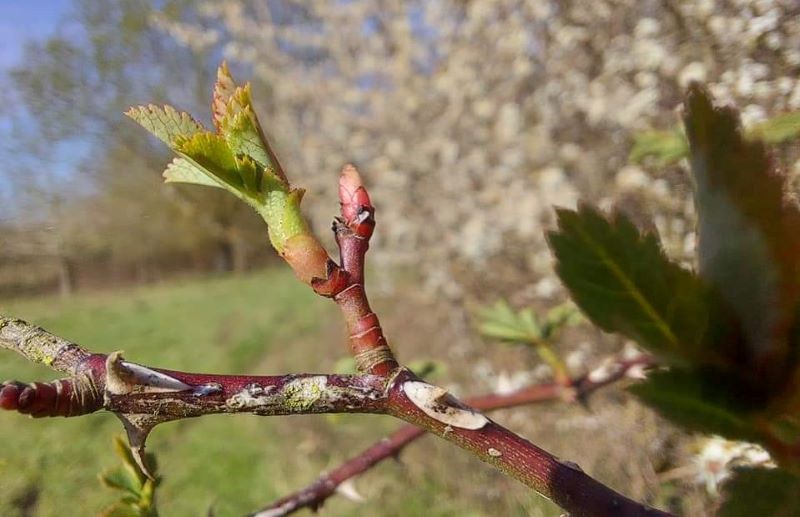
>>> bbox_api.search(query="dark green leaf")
[719,467,800,517]
[548,204,722,365]
[684,87,800,386]
[629,369,760,442]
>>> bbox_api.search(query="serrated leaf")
[125,105,204,147]
[629,369,760,442]
[548,204,728,366]
[750,111,800,145]
[719,468,800,517]
[222,107,273,170]
[684,87,800,388]
[629,129,689,166]
[163,158,223,188]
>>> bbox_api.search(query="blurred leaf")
[99,468,141,497]
[629,111,800,166]
[99,502,144,517]
[99,437,160,517]
[750,112,800,145]
[548,204,723,365]
[629,129,689,166]
[479,300,540,343]
[333,356,357,374]
[125,105,204,147]
[629,370,760,443]
[718,467,800,517]
[684,86,800,389]
[162,158,224,188]
[407,359,447,380]
[541,303,582,339]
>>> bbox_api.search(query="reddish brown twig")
[311,165,398,376]
[255,356,655,516]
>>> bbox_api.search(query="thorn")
[105,351,193,395]
[116,414,158,480]
[335,479,365,503]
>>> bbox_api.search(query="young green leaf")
[99,436,160,517]
[629,129,689,166]
[718,467,800,517]
[162,158,224,188]
[479,300,540,343]
[750,111,800,145]
[218,87,274,170]
[124,105,204,147]
[629,369,761,443]
[684,86,800,388]
[548,204,727,366]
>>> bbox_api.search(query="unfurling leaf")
[718,467,800,517]
[124,105,204,147]
[212,61,237,130]
[547,204,731,367]
[684,86,800,390]
[129,63,319,262]
[162,158,223,188]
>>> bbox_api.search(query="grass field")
[0,269,558,516]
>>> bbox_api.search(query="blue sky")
[0,0,72,72]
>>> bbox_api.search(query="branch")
[255,356,653,516]
[7,66,672,515]
[1,314,668,516]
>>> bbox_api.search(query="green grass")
[0,269,559,516]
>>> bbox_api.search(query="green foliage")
[629,370,760,443]
[629,129,688,167]
[629,110,800,166]
[718,468,800,517]
[479,301,579,344]
[127,64,310,253]
[749,112,800,145]
[98,436,160,517]
[478,300,580,383]
[551,86,800,482]
[547,205,726,367]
